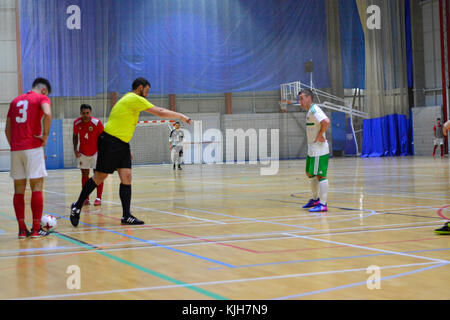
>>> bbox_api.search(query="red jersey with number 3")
[73,117,104,156]
[7,91,51,152]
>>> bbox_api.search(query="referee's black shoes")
[121,215,145,225]
[70,203,81,227]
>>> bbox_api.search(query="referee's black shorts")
[95,132,131,174]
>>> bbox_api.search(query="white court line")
[1,224,447,260]
[328,189,449,201]
[13,262,439,300]
[285,233,449,264]
[41,188,226,225]
[176,206,315,230]
[101,200,227,225]
[182,179,255,187]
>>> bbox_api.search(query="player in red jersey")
[433,118,445,158]
[5,78,52,239]
[73,104,104,206]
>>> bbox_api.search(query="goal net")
[131,120,177,165]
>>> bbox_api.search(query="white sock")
[310,177,319,200]
[319,179,328,205]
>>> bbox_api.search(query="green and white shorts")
[306,154,329,177]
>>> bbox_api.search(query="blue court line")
[272,262,449,299]
[45,211,235,268]
[0,230,5,235]
[207,247,450,270]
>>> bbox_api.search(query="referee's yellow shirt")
[104,92,154,143]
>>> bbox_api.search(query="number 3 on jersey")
[16,100,29,123]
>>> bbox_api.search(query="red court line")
[95,213,259,253]
[437,205,450,220]
[94,213,442,255]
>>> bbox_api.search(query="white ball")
[41,214,57,231]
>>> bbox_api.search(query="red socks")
[97,182,104,199]
[82,176,103,200]
[14,192,45,232]
[82,176,89,187]
[31,191,43,231]
[13,194,26,230]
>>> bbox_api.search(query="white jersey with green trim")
[306,104,329,157]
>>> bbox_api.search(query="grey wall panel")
[0,41,17,72]
[0,73,18,103]
[412,106,442,155]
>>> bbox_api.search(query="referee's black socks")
[120,183,132,217]
[75,178,98,209]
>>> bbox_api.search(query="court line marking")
[42,188,227,225]
[207,248,450,270]
[327,189,449,201]
[175,206,316,230]
[286,233,448,264]
[45,211,235,268]
[52,232,227,300]
[93,212,257,253]
[0,210,444,247]
[0,208,226,300]
[101,200,227,225]
[437,205,450,220]
[0,208,444,242]
[272,262,449,300]
[12,262,439,300]
[1,231,447,261]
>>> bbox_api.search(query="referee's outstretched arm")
[144,106,192,125]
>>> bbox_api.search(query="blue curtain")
[361,114,413,158]
[20,0,330,96]
[339,0,365,89]
[19,0,107,97]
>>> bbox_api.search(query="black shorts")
[95,132,131,174]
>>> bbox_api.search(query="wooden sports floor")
[0,157,448,300]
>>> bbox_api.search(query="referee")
[70,78,192,226]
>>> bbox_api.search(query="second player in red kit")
[73,104,104,206]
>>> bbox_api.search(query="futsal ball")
[41,214,57,231]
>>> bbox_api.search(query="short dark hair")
[299,88,314,100]
[437,118,441,120]
[132,78,151,90]
[175,121,180,125]
[32,77,52,94]
[80,104,92,111]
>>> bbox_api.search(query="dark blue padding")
[362,114,412,158]
[44,119,64,169]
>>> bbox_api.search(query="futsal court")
[0,157,448,300]
[1,0,450,303]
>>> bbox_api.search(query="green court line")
[0,211,227,300]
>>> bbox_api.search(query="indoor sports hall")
[0,0,448,301]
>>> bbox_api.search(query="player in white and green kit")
[298,89,331,212]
